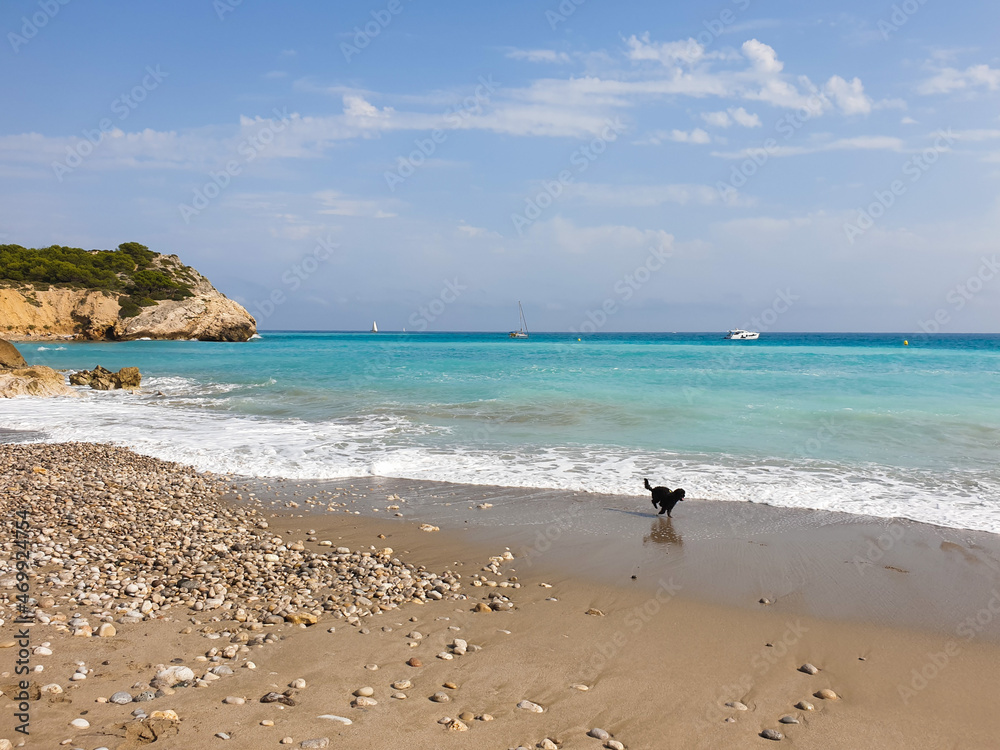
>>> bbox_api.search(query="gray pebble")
[300,740,329,749]
[779,715,799,724]
[761,729,783,741]
[798,663,819,675]
[588,728,611,740]
[134,691,156,702]
[110,691,133,705]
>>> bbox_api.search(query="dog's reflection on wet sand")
[643,516,683,550]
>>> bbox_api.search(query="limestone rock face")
[70,365,142,390]
[0,339,26,368]
[0,255,256,342]
[0,366,77,398]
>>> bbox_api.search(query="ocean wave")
[2,395,999,535]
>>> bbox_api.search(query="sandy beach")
[3,442,1000,749]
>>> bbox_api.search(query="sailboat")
[508,301,528,339]
[370,321,378,333]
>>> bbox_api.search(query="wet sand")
[3,448,1000,749]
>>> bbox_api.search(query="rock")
[0,366,77,398]
[41,683,63,694]
[588,728,611,740]
[473,602,491,613]
[153,665,195,687]
[518,699,544,713]
[815,689,839,700]
[798,663,819,675]
[407,658,422,667]
[70,718,90,728]
[779,715,799,724]
[354,687,374,697]
[284,612,318,626]
[98,623,117,637]
[571,684,589,691]
[795,700,815,711]
[725,701,748,711]
[149,710,180,721]
[290,678,307,689]
[538,739,557,748]
[430,692,450,703]
[261,720,274,726]
[69,365,142,391]
[447,719,469,731]
[0,740,13,750]
[761,729,783,740]
[391,680,411,690]
[215,733,230,740]
[420,523,440,532]
[261,692,297,706]
[585,608,605,616]
[317,715,352,725]
[352,696,377,707]
[134,691,156,702]
[477,714,494,721]
[110,691,133,704]
[759,597,773,605]
[0,340,26,369]
[458,711,474,722]
[606,742,625,750]
[299,739,330,749]
[391,692,406,700]
[223,696,245,705]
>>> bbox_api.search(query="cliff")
[0,244,256,342]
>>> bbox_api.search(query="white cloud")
[314,190,396,218]
[918,63,1000,95]
[626,35,711,66]
[741,39,784,74]
[564,182,740,207]
[526,216,675,257]
[901,116,918,125]
[701,107,761,128]
[640,128,711,145]
[824,75,872,115]
[506,49,571,64]
[713,135,904,159]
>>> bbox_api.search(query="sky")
[1,0,999,333]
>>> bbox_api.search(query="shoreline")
[2,443,1000,748]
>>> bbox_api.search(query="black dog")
[644,478,686,517]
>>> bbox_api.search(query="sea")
[2,332,999,534]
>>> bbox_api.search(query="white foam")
[2,394,999,534]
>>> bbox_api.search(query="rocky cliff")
[0,251,256,341]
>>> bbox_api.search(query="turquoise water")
[3,332,999,532]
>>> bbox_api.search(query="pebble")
[799,663,819,675]
[518,699,544,713]
[215,733,230,740]
[443,681,458,689]
[391,680,411,690]
[261,720,274,726]
[223,696,245,705]
[352,696,377,708]
[407,658,422,667]
[607,741,625,750]
[391,692,407,700]
[571,684,589,691]
[281,739,293,745]
[795,701,815,711]
[447,719,469,732]
[41,684,64,695]
[70,718,90,729]
[779,715,799,724]
[585,608,605,616]
[291,678,307,689]
[318,715,352,725]
[98,623,117,637]
[725,701,748,711]
[354,687,375,697]
[815,689,839,700]
[430,692,450,703]
[538,740,558,749]
[458,711,474,721]
[110,692,132,705]
[761,729,783,741]
[588,728,611,740]
[299,740,329,749]
[477,714,494,721]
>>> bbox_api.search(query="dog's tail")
[643,477,652,492]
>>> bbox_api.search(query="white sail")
[371,321,378,333]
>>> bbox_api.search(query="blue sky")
[2,0,999,332]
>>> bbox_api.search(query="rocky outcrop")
[70,365,142,391]
[0,255,256,341]
[0,338,26,368]
[0,366,77,398]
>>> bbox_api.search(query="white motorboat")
[724,329,759,340]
